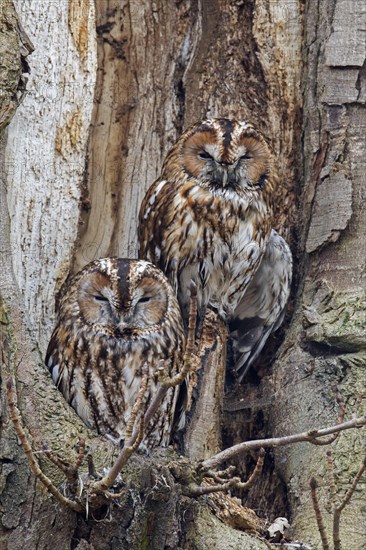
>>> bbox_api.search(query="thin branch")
[124,365,148,440]
[91,432,142,494]
[333,455,366,550]
[144,282,198,425]
[326,450,337,508]
[235,447,265,490]
[201,416,366,470]
[158,281,198,389]
[336,455,366,513]
[41,444,71,475]
[72,439,86,473]
[310,477,330,550]
[187,448,265,497]
[311,389,345,446]
[185,476,241,497]
[87,454,98,478]
[205,465,237,483]
[92,395,147,493]
[143,385,169,427]
[6,377,83,512]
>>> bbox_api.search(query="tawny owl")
[46,258,186,449]
[229,230,292,381]
[138,118,276,325]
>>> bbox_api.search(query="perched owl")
[229,230,292,381]
[138,118,276,325]
[46,258,186,449]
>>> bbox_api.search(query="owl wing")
[46,328,68,392]
[138,178,175,267]
[230,230,292,381]
[45,327,95,429]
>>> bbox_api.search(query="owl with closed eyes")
[46,258,186,449]
[138,118,276,326]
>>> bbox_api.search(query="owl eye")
[94,295,109,302]
[240,154,252,161]
[198,151,213,160]
[137,296,151,304]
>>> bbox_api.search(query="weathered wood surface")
[265,1,366,547]
[2,0,365,548]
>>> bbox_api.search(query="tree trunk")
[1,1,364,549]
[264,1,366,547]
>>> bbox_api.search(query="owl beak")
[118,316,132,330]
[221,169,228,187]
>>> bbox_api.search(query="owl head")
[62,258,178,334]
[164,118,272,192]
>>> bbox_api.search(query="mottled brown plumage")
[138,118,276,324]
[229,230,292,380]
[46,258,186,449]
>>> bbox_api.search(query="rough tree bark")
[0,0,365,549]
[263,1,366,547]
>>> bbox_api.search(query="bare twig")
[6,377,83,512]
[92,379,148,493]
[145,282,198,425]
[201,416,366,470]
[325,450,337,508]
[91,431,142,494]
[185,476,241,497]
[311,390,345,446]
[336,455,366,513]
[87,455,98,478]
[310,477,330,550]
[235,447,265,491]
[205,465,237,483]
[124,365,148,439]
[41,442,72,475]
[72,439,86,473]
[333,455,366,550]
[157,281,198,389]
[187,448,265,497]
[41,438,86,496]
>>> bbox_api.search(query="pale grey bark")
[4,0,97,352]
[264,1,366,548]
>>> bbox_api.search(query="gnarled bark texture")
[262,1,366,548]
[0,0,364,549]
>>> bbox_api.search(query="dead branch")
[310,448,366,550]
[157,281,198,388]
[124,365,148,440]
[235,447,265,491]
[325,450,337,509]
[333,454,366,550]
[40,443,72,475]
[205,465,237,482]
[144,282,198,426]
[186,448,265,497]
[310,477,330,550]
[6,377,83,512]
[92,380,147,493]
[185,476,241,497]
[311,389,345,446]
[201,416,366,470]
[72,439,86,473]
